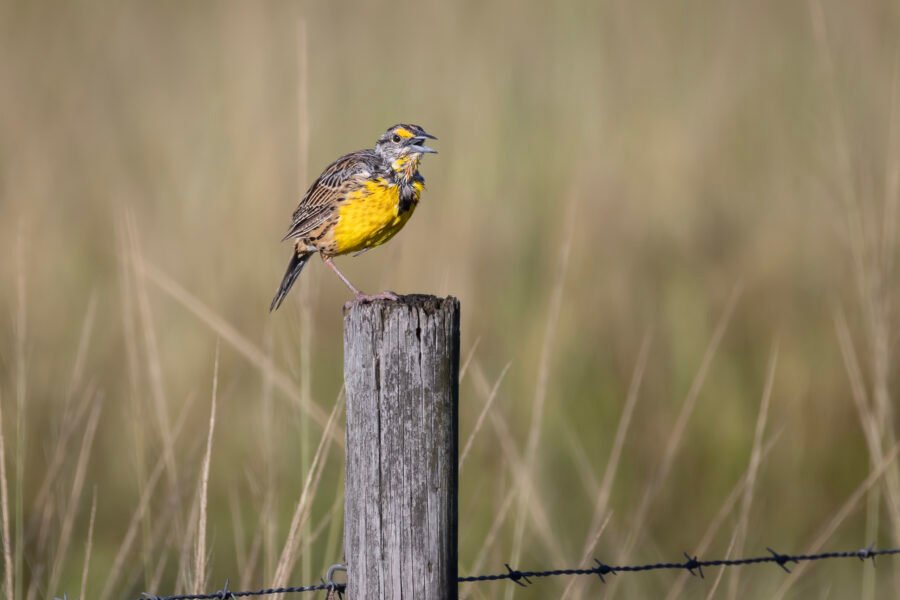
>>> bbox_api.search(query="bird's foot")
[354,290,400,303]
[343,291,401,311]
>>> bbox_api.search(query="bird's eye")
[392,134,401,143]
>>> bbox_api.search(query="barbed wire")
[124,544,899,600]
[458,545,898,586]
[134,581,340,600]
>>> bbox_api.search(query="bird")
[270,123,437,311]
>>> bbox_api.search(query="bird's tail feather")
[270,251,313,311]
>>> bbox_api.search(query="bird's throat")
[391,154,421,182]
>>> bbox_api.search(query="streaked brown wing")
[281,150,380,241]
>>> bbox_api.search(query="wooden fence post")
[343,295,460,600]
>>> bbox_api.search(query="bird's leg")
[322,255,400,302]
[322,256,362,296]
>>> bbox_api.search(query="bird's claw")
[354,291,400,303]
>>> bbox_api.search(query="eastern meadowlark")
[270,123,437,311]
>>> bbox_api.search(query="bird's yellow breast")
[332,178,422,255]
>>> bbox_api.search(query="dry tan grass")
[560,329,651,600]
[726,344,777,599]
[459,361,511,471]
[503,204,577,600]
[191,345,219,594]
[46,398,102,600]
[271,397,342,597]
[0,389,11,600]
[79,491,97,600]
[98,404,195,600]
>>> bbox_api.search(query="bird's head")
[375,124,437,177]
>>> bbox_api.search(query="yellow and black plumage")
[270,123,437,311]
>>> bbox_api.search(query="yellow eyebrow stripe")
[394,127,414,139]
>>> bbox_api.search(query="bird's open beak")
[408,135,438,154]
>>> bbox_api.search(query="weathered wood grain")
[343,295,460,600]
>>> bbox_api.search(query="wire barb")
[857,543,876,565]
[682,552,704,578]
[766,547,793,573]
[592,558,616,583]
[503,564,531,587]
[214,579,236,600]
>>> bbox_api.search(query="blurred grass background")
[1,0,899,598]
